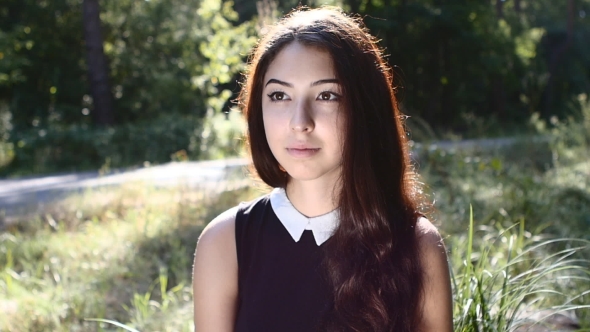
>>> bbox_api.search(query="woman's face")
[262,42,345,185]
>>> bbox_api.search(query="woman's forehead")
[263,42,336,86]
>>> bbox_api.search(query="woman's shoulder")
[198,193,271,245]
[193,206,241,330]
[414,217,454,330]
[199,206,239,245]
[415,216,437,232]
[415,217,445,250]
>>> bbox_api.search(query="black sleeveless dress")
[234,195,333,331]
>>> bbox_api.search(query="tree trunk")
[234,0,258,22]
[346,0,362,14]
[514,0,522,13]
[83,0,114,126]
[544,0,575,116]
[492,76,506,119]
[495,0,504,18]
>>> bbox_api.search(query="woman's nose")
[290,100,315,133]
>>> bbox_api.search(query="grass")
[1,101,589,331]
[0,180,259,332]
[451,209,590,331]
[2,178,587,332]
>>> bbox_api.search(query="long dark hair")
[238,7,425,332]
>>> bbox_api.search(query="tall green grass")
[451,208,589,331]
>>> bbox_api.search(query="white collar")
[269,187,339,246]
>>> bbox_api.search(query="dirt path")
[0,158,248,223]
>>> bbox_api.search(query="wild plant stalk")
[452,208,590,332]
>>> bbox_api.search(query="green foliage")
[2,0,590,175]
[339,0,590,134]
[232,0,590,136]
[0,0,87,131]
[103,2,205,122]
[0,0,256,176]
[0,0,255,127]
[416,96,590,239]
[3,114,204,176]
[198,107,246,160]
[3,107,247,176]
[98,0,256,124]
[351,2,513,130]
[534,93,590,167]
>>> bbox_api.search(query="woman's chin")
[284,167,341,185]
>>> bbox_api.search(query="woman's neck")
[285,177,340,218]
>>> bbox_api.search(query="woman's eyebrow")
[265,78,340,87]
[310,79,339,87]
[265,79,293,87]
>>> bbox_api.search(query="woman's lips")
[286,148,320,158]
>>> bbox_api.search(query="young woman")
[193,7,453,332]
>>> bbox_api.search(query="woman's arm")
[416,217,454,332]
[193,207,239,332]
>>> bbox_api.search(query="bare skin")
[192,206,239,331]
[416,217,454,331]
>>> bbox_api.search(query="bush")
[4,114,204,176]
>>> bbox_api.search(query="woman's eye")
[268,92,288,101]
[317,91,340,101]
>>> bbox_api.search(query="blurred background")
[1,1,589,331]
[0,0,588,176]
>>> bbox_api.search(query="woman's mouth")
[286,148,320,158]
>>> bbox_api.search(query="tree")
[0,0,88,131]
[496,0,504,18]
[83,0,114,126]
[543,0,575,117]
[1,0,259,174]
